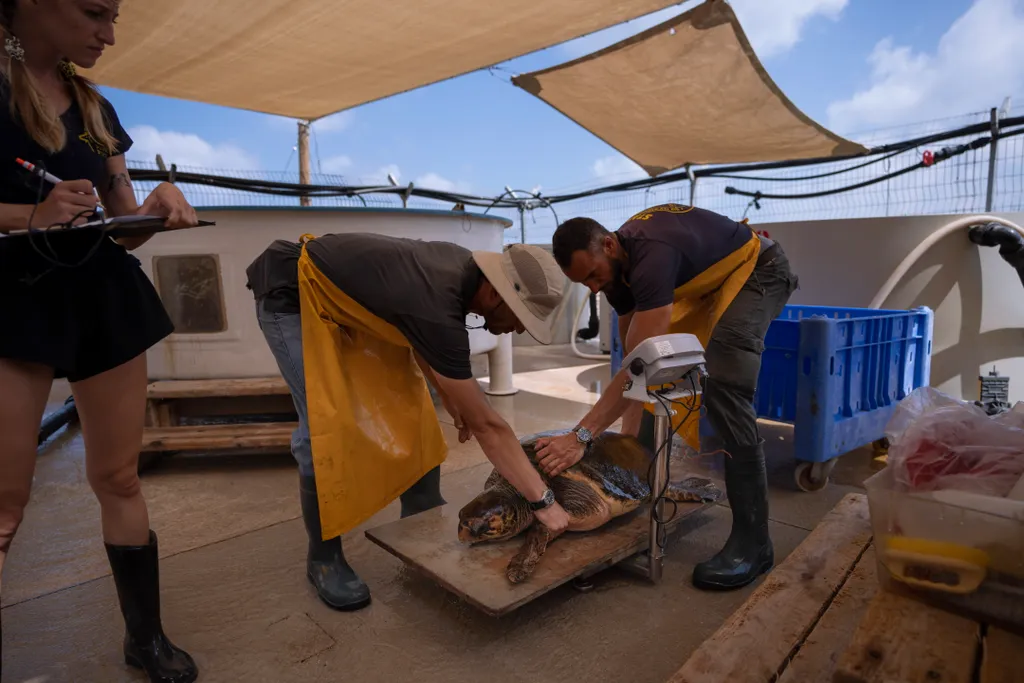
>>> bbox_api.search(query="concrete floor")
[2,344,877,683]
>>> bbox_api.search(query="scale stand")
[609,333,706,585]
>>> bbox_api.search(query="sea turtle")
[457,429,722,584]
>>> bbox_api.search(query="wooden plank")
[981,627,1024,683]
[832,589,979,683]
[668,493,872,683]
[777,547,880,683]
[141,422,296,452]
[364,496,712,617]
[146,377,289,400]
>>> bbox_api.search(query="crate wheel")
[794,459,835,492]
[872,437,890,455]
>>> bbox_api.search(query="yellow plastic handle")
[882,548,987,594]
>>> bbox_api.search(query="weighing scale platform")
[364,497,713,617]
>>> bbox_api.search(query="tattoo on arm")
[108,172,132,191]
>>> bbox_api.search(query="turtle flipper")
[506,523,554,584]
[665,477,722,504]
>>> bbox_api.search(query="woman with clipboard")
[0,1,202,681]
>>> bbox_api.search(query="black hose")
[38,395,78,446]
[968,222,1024,290]
[576,292,600,340]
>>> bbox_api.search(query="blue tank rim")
[191,205,514,228]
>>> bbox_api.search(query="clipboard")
[1,214,215,239]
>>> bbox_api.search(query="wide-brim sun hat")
[472,244,565,344]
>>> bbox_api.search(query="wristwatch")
[572,425,593,445]
[529,489,556,511]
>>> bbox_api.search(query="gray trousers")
[255,301,315,475]
[640,243,799,450]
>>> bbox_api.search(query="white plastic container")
[865,466,1024,631]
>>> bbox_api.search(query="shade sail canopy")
[511,0,867,175]
[81,0,683,121]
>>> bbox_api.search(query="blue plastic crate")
[757,304,933,464]
[610,304,934,465]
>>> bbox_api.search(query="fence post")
[297,120,311,207]
[985,107,999,211]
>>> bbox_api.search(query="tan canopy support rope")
[81,0,682,121]
[511,0,867,175]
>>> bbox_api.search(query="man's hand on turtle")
[535,432,585,477]
[534,501,570,536]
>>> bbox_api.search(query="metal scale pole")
[647,404,674,582]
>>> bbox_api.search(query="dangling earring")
[3,35,25,62]
[59,60,77,79]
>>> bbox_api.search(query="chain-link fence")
[126,101,1024,246]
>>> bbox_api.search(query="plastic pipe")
[570,285,608,360]
[868,214,1024,309]
[483,333,517,396]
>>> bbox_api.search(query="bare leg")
[0,360,53,588]
[506,523,554,584]
[72,353,150,545]
[72,353,198,682]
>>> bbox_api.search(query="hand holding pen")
[15,158,104,228]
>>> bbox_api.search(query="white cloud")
[125,125,260,170]
[827,0,1024,134]
[320,155,353,173]
[357,164,402,185]
[591,155,647,183]
[729,0,847,59]
[559,0,845,60]
[413,172,472,194]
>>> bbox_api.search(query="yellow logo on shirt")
[78,131,114,158]
[627,203,694,221]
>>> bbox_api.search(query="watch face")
[575,427,593,443]
[543,489,556,505]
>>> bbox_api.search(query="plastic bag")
[884,387,1024,497]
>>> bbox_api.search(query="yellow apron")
[296,235,448,540]
[632,211,762,452]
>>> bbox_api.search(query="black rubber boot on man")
[104,530,199,683]
[399,465,446,518]
[299,474,371,611]
[692,440,774,591]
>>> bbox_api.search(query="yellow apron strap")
[649,233,762,451]
[297,246,447,539]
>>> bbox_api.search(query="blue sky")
[100,0,1023,198]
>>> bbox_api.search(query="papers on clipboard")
[1,214,215,239]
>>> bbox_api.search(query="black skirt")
[0,229,174,382]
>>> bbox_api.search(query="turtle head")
[458,489,528,544]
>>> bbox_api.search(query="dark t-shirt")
[0,76,133,206]
[605,204,756,315]
[0,75,135,277]
[245,233,481,380]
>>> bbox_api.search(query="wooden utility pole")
[298,120,311,207]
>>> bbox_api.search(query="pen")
[14,157,104,213]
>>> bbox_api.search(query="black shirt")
[0,75,132,206]
[606,203,756,315]
[0,75,134,276]
[246,232,482,380]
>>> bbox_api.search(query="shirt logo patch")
[627,203,694,221]
[78,131,112,158]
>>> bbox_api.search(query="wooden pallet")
[142,377,296,454]
[668,492,1024,683]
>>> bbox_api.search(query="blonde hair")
[1,20,121,155]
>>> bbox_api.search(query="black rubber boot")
[399,466,446,518]
[692,440,774,591]
[299,474,371,611]
[104,530,199,683]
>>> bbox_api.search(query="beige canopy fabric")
[81,0,682,121]
[511,0,867,175]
